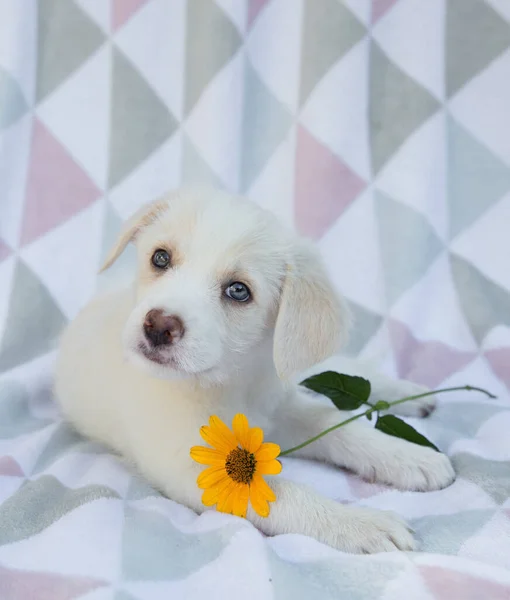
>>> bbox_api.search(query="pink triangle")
[371,0,400,23]
[295,126,366,240]
[21,119,100,246]
[247,0,271,28]
[0,238,11,263]
[0,456,23,477]
[388,319,476,388]
[0,565,106,600]
[112,0,151,31]
[485,347,510,390]
[420,566,510,600]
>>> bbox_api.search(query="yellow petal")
[216,482,238,514]
[255,442,281,462]
[190,446,226,465]
[200,417,237,454]
[246,427,264,453]
[197,465,228,489]
[201,477,233,506]
[232,414,250,449]
[249,484,270,518]
[256,459,282,475]
[252,474,276,502]
[231,484,250,518]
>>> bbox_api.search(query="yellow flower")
[190,414,282,518]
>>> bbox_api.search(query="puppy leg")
[306,356,437,418]
[271,390,455,491]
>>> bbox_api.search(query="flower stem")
[279,384,495,457]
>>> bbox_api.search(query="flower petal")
[190,446,226,465]
[197,465,228,489]
[202,477,234,506]
[232,414,250,449]
[256,459,282,475]
[231,484,250,518]
[252,474,276,502]
[255,442,281,462]
[249,484,270,518]
[246,427,264,453]
[216,482,239,514]
[200,416,237,454]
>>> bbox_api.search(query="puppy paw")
[331,508,416,554]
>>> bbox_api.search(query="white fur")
[54,187,455,554]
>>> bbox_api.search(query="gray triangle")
[344,301,383,356]
[452,453,510,504]
[450,253,510,344]
[370,41,440,174]
[446,0,510,97]
[185,0,242,114]
[241,59,292,192]
[375,192,443,305]
[181,133,224,189]
[100,201,136,273]
[448,115,510,238]
[300,0,366,106]
[115,592,139,600]
[108,48,178,188]
[36,0,105,101]
[0,67,28,129]
[0,260,67,373]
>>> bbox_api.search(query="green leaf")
[301,371,371,411]
[375,415,439,451]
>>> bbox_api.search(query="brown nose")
[143,310,185,347]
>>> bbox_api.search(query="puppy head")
[102,187,349,384]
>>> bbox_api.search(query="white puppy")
[54,187,455,554]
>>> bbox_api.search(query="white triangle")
[184,51,244,193]
[0,114,32,249]
[109,131,181,220]
[372,0,445,100]
[246,125,296,227]
[20,201,104,319]
[216,0,248,35]
[343,0,371,27]
[319,187,386,313]
[358,321,399,379]
[460,512,510,570]
[391,253,478,351]
[0,0,37,104]
[450,192,510,292]
[375,111,447,240]
[485,0,510,22]
[300,37,370,181]
[482,325,510,351]
[246,0,303,111]
[0,255,16,343]
[449,48,510,168]
[0,498,123,578]
[75,0,111,33]
[36,45,111,190]
[114,0,186,121]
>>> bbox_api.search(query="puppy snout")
[143,309,185,347]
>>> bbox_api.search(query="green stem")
[279,384,495,457]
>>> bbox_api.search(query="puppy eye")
[225,282,251,302]
[151,249,171,270]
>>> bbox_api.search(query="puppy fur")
[54,187,455,554]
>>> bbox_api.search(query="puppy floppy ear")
[273,241,351,380]
[99,199,168,272]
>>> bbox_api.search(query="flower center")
[225,447,256,484]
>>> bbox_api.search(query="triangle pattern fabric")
[0,67,28,130]
[112,0,151,31]
[247,0,271,28]
[0,260,67,373]
[181,132,224,190]
[375,191,443,306]
[21,118,101,246]
[36,0,105,102]
[295,125,366,239]
[447,115,510,239]
[446,0,510,98]
[370,40,440,174]
[184,0,242,115]
[344,301,384,356]
[240,58,293,192]
[74,0,111,33]
[0,239,10,263]
[450,253,510,345]
[371,0,400,24]
[485,347,510,390]
[300,0,366,106]
[108,47,178,189]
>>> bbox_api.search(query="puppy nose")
[143,310,185,347]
